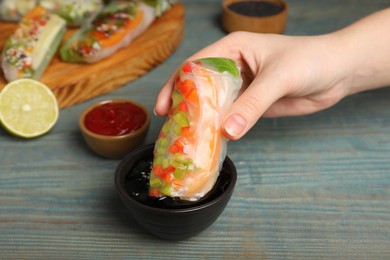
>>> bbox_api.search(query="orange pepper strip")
[23,6,45,19]
[149,188,161,197]
[163,174,172,184]
[185,88,198,105]
[172,179,183,189]
[178,101,188,112]
[98,11,144,48]
[181,126,192,137]
[152,164,164,177]
[164,165,176,174]
[182,62,192,73]
[177,80,194,95]
[168,143,183,154]
[168,138,185,154]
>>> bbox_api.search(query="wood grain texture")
[0,3,184,108]
[1,1,390,259]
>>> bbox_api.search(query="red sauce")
[84,101,147,136]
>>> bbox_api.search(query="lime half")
[0,79,59,138]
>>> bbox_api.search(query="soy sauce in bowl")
[125,154,232,209]
[228,1,284,17]
[114,143,237,240]
[221,0,288,34]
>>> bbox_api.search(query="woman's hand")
[155,32,348,139]
[155,8,390,140]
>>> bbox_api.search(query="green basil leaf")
[195,57,240,78]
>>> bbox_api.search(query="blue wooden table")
[1,1,389,259]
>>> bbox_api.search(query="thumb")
[154,71,177,116]
[223,77,284,140]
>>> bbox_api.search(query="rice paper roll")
[40,0,104,27]
[149,58,242,201]
[1,6,66,82]
[141,0,179,16]
[59,0,156,63]
[0,0,38,22]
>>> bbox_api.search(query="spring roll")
[149,58,242,201]
[1,6,66,82]
[142,0,178,16]
[59,0,156,63]
[40,0,104,27]
[0,0,38,22]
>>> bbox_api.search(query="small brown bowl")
[222,0,288,34]
[79,99,150,159]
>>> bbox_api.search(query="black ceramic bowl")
[114,143,237,241]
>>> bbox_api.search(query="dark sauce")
[125,155,232,209]
[228,1,284,17]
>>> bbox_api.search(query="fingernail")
[224,114,247,137]
[153,108,157,116]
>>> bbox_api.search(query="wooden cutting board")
[0,3,184,108]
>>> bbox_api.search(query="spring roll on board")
[60,0,156,63]
[1,6,66,82]
[142,0,179,16]
[0,0,39,22]
[149,58,242,201]
[40,0,104,27]
[0,0,103,26]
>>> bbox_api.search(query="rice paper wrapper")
[59,1,156,63]
[1,7,66,82]
[0,0,38,22]
[150,58,242,201]
[40,0,104,27]
[0,0,103,25]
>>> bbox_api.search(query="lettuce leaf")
[195,57,240,78]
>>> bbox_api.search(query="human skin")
[155,8,390,140]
